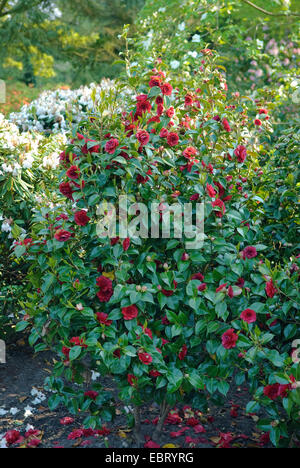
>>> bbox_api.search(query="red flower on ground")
[60,417,74,426]
[5,430,23,446]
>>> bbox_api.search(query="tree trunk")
[152,400,171,442]
[133,406,144,447]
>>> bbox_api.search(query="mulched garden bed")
[0,343,271,448]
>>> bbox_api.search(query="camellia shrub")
[20,52,299,447]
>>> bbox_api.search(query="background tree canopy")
[0,0,298,104]
[0,0,144,86]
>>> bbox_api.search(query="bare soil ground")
[0,343,271,448]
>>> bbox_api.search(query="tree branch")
[241,0,300,17]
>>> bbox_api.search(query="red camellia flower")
[242,246,258,259]
[136,174,149,184]
[212,198,226,218]
[234,145,247,163]
[159,128,169,138]
[59,182,74,200]
[54,229,72,242]
[149,75,161,88]
[265,279,277,298]
[138,352,153,365]
[254,119,262,126]
[74,210,90,226]
[192,272,204,281]
[149,370,161,378]
[263,384,280,400]
[167,132,179,146]
[206,184,217,198]
[222,329,238,349]
[96,276,113,303]
[84,391,99,401]
[105,138,119,154]
[179,344,188,361]
[240,309,257,324]
[123,237,130,251]
[160,82,173,95]
[122,305,138,320]
[136,95,152,115]
[96,312,113,326]
[216,283,227,293]
[162,280,178,296]
[127,374,138,386]
[66,165,81,180]
[222,118,231,132]
[136,130,150,146]
[166,106,175,118]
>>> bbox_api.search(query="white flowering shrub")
[0,113,66,338]
[9,79,131,134]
